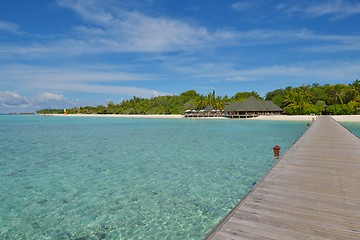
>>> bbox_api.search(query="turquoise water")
[341,122,360,138]
[0,115,308,239]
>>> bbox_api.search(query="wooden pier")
[205,116,360,240]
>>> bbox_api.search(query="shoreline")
[250,115,318,121]
[38,114,360,122]
[40,114,184,119]
[330,115,360,122]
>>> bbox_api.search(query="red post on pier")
[273,145,281,159]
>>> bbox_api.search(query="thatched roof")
[204,105,214,111]
[224,96,282,112]
[263,100,283,111]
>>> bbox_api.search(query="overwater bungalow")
[224,96,283,118]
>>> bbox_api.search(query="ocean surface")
[341,121,360,138]
[1,115,357,240]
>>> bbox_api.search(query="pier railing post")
[273,145,280,159]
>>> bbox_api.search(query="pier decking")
[206,116,360,239]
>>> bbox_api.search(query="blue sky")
[1,0,360,112]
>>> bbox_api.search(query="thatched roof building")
[224,96,282,118]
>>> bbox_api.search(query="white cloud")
[0,1,228,56]
[1,24,358,60]
[35,92,66,102]
[170,60,360,84]
[231,1,262,11]
[222,28,360,52]
[232,28,358,43]
[45,83,169,98]
[0,91,76,112]
[0,65,170,99]
[54,0,235,53]
[281,0,360,20]
[0,21,21,34]
[306,0,360,19]
[0,0,359,59]
[229,62,360,81]
[0,91,28,106]
[32,92,73,109]
[1,64,151,82]
[56,0,114,26]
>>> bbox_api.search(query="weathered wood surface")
[206,116,360,240]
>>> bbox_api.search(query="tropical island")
[36,80,360,116]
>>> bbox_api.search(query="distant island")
[2,112,36,115]
[37,80,360,116]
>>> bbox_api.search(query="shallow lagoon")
[1,115,314,239]
[341,121,360,138]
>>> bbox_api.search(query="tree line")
[36,80,360,115]
[266,80,360,115]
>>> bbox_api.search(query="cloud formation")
[280,0,360,20]
[35,92,66,102]
[0,91,78,112]
[231,1,267,12]
[54,0,231,53]
[1,0,359,60]
[0,64,170,99]
[0,21,21,34]
[170,60,360,83]
[0,91,28,106]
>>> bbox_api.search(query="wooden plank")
[205,116,360,239]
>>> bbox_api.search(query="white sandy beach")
[250,115,318,121]
[330,115,360,122]
[40,114,360,122]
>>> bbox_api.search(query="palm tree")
[349,79,360,102]
[195,95,206,110]
[299,84,314,103]
[204,92,216,107]
[282,87,294,107]
[215,96,224,110]
[331,84,346,104]
[283,88,310,115]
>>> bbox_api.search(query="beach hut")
[262,100,283,114]
[224,96,282,118]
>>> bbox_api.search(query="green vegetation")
[37,80,360,115]
[266,80,360,115]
